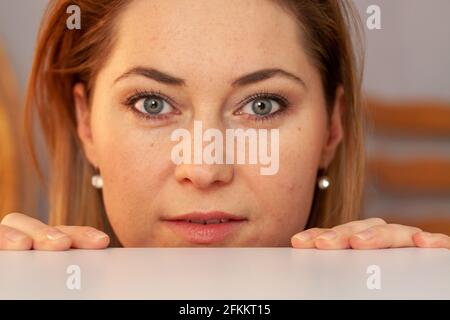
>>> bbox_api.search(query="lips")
[162,211,247,244]
[184,218,231,224]
[167,211,245,222]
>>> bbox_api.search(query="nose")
[175,163,234,189]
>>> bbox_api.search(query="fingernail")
[5,231,27,243]
[85,229,108,240]
[316,230,338,241]
[46,229,68,241]
[355,228,376,241]
[294,231,313,241]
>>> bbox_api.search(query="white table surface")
[0,248,449,299]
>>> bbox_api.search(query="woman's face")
[75,0,344,247]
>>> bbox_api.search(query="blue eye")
[134,96,173,115]
[242,98,281,116]
[234,91,291,123]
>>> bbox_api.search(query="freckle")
[297,127,301,132]
[150,143,154,147]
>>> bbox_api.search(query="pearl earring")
[317,175,330,190]
[91,174,103,189]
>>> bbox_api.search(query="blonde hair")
[0,43,19,219]
[0,103,17,218]
[26,0,365,246]
[273,1,366,228]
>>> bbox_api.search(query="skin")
[0,0,449,250]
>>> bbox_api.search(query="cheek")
[101,133,169,199]
[251,110,327,240]
[91,113,174,241]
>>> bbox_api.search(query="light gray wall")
[0,0,48,91]
[354,0,450,101]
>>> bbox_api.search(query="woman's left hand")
[291,217,450,249]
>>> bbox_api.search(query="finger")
[55,226,110,249]
[314,218,387,250]
[1,213,72,251]
[0,224,33,250]
[314,229,350,249]
[291,218,387,249]
[331,217,387,234]
[349,224,422,249]
[413,232,450,249]
[291,228,329,248]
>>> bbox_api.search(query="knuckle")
[367,217,387,225]
[306,227,323,233]
[1,212,25,224]
[438,233,450,239]
[0,229,32,250]
[13,236,33,248]
[411,226,422,233]
[83,226,100,233]
[389,223,421,233]
[332,223,357,234]
[331,224,348,231]
[34,233,72,250]
[41,227,69,242]
[370,224,386,233]
[56,225,97,233]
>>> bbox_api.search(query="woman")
[1,0,448,250]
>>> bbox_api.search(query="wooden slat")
[366,99,450,136]
[367,157,450,194]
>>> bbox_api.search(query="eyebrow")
[114,67,306,88]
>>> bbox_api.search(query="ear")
[319,85,345,169]
[73,83,98,167]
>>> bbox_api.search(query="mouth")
[161,211,247,244]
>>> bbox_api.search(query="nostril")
[175,163,232,189]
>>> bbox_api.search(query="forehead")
[109,0,308,78]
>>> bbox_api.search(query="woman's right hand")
[0,213,110,250]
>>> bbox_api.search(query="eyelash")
[236,89,291,123]
[123,89,176,121]
[122,89,291,122]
